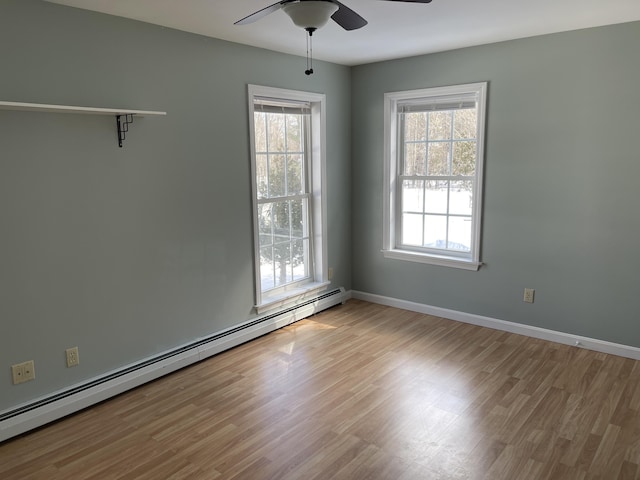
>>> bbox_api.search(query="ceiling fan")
[235,0,433,74]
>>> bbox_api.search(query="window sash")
[258,193,312,293]
[395,184,476,257]
[254,111,309,200]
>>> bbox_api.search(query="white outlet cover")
[66,347,80,367]
[524,288,535,303]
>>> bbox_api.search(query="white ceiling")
[45,0,640,66]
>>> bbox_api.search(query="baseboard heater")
[0,287,346,442]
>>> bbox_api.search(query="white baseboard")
[351,290,640,361]
[0,288,347,443]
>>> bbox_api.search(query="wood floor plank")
[2,299,640,479]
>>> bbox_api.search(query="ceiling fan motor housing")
[282,1,339,30]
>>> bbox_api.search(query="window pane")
[268,155,286,198]
[273,241,292,287]
[287,154,303,195]
[452,141,476,176]
[256,154,268,199]
[402,180,424,213]
[402,213,423,246]
[267,113,285,152]
[448,216,472,252]
[291,198,307,239]
[427,142,450,176]
[424,215,447,249]
[258,203,273,246]
[286,115,303,152]
[260,246,275,292]
[254,112,267,152]
[428,111,452,140]
[404,113,427,142]
[453,108,477,140]
[272,201,290,239]
[404,142,426,176]
[450,181,473,215]
[424,180,448,214]
[291,238,308,282]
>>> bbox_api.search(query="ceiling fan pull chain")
[305,29,314,75]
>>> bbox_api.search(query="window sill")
[382,249,482,271]
[255,281,331,314]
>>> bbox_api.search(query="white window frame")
[248,85,329,313]
[383,82,487,271]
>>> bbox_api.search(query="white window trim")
[248,85,329,312]
[382,82,487,271]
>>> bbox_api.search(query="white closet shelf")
[0,100,167,147]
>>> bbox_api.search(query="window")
[248,85,328,312]
[383,82,487,270]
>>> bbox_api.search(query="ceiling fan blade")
[330,1,368,31]
[382,0,433,3]
[234,1,289,25]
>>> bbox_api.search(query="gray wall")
[2,0,639,416]
[0,0,352,411]
[351,22,640,347]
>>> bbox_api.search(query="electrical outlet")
[523,288,535,303]
[23,360,35,381]
[11,364,23,384]
[11,360,35,385]
[66,347,80,367]
[328,267,334,280]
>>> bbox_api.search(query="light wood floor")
[2,299,640,479]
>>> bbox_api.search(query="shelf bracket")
[116,114,134,148]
